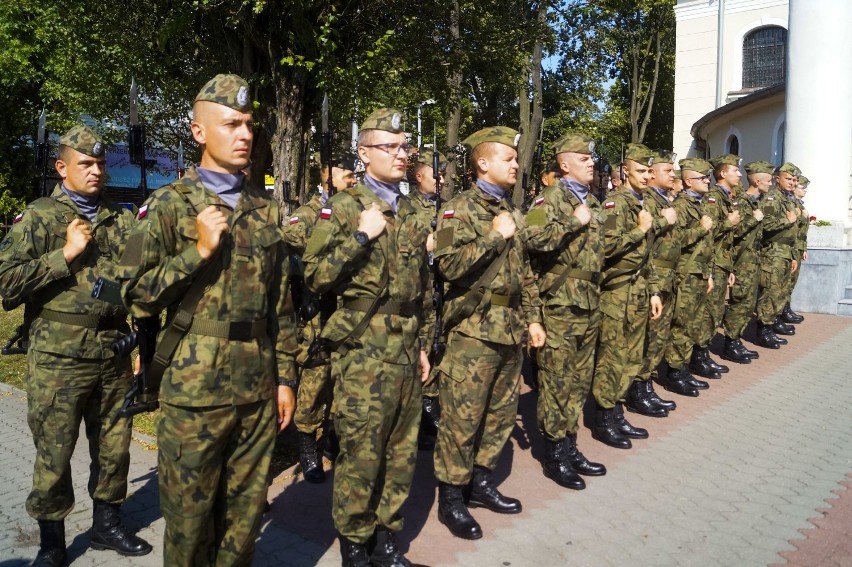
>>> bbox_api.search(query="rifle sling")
[443,241,512,332]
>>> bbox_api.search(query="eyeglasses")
[687,175,711,182]
[362,142,413,156]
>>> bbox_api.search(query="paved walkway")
[2,314,851,566]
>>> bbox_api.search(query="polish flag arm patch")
[766,197,775,202]
[443,209,455,218]
[13,212,24,223]
[289,216,300,225]
[320,208,332,220]
[604,201,616,209]
[137,205,149,220]
[707,197,716,203]
[534,197,545,206]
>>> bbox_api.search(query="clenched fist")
[637,210,653,233]
[63,218,92,264]
[785,210,797,223]
[753,209,764,221]
[357,203,387,240]
[573,204,592,226]
[196,205,230,259]
[661,207,677,226]
[727,210,741,226]
[700,215,713,232]
[492,211,517,240]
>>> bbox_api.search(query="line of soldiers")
[0,70,812,567]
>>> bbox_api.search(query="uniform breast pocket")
[253,225,282,279]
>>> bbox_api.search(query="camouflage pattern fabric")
[59,125,105,157]
[702,185,740,343]
[360,107,405,133]
[194,74,252,112]
[281,193,323,253]
[756,186,797,324]
[157,399,276,567]
[665,191,714,369]
[117,165,298,565]
[525,180,604,438]
[303,181,430,543]
[432,183,540,483]
[0,186,135,521]
[785,197,810,304]
[592,189,651,407]
[722,193,763,339]
[433,332,522,484]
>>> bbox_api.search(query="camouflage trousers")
[785,252,804,305]
[637,288,675,382]
[757,256,791,324]
[294,362,333,436]
[25,350,132,521]
[434,332,522,485]
[722,261,759,339]
[592,280,648,408]
[536,306,600,440]
[331,349,421,544]
[666,274,710,369]
[157,399,276,567]
[703,266,730,346]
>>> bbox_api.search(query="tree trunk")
[443,0,463,200]
[270,68,310,216]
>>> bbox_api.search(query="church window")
[743,26,787,88]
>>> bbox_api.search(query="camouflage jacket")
[303,182,431,364]
[0,185,134,358]
[116,166,298,407]
[281,193,323,254]
[434,185,541,346]
[402,189,438,344]
[525,180,604,311]
[759,186,798,259]
[731,193,763,268]
[795,198,809,258]
[671,192,714,277]
[644,187,680,295]
[704,185,739,273]
[599,189,653,289]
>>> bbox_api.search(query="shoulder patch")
[526,207,547,227]
[0,236,13,251]
[767,197,775,202]
[604,201,615,209]
[13,212,24,224]
[320,208,332,220]
[289,216,300,225]
[533,196,545,207]
[443,209,455,219]
[732,201,738,208]
[436,226,454,250]
[707,197,716,203]
[137,204,149,220]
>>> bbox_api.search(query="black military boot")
[32,520,66,567]
[417,396,440,451]
[564,433,606,476]
[773,318,796,336]
[721,337,751,364]
[688,347,721,379]
[542,438,585,489]
[437,483,482,540]
[591,406,631,449]
[625,380,668,417]
[298,430,326,484]
[661,366,699,397]
[733,338,759,359]
[754,323,782,348]
[324,426,341,462]
[370,527,412,567]
[89,501,152,556]
[781,303,804,324]
[613,403,648,439]
[339,534,370,567]
[699,347,729,373]
[646,380,676,411]
[467,466,521,514]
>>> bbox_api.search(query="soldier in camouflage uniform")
[404,149,446,450]
[780,174,810,324]
[662,159,716,397]
[525,132,606,490]
[117,74,299,567]
[685,154,743,379]
[721,162,771,360]
[590,143,660,449]
[304,108,431,567]
[282,153,357,484]
[432,126,545,540]
[754,162,801,348]
[0,125,152,566]
[625,149,680,418]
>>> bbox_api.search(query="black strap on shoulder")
[443,241,511,332]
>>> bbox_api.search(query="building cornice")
[676,0,788,22]
[691,83,785,137]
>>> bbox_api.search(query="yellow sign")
[264,174,274,186]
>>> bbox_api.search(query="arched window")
[727,135,740,156]
[743,26,787,88]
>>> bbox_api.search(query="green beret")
[745,160,775,175]
[797,175,810,186]
[553,132,595,155]
[652,149,677,164]
[416,149,446,168]
[59,125,104,158]
[361,108,404,133]
[679,158,712,175]
[710,154,742,168]
[195,74,252,112]
[463,126,520,153]
[624,143,655,166]
[777,162,801,176]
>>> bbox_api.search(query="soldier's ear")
[55,159,68,180]
[191,121,206,146]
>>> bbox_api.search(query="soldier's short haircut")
[471,142,499,172]
[358,129,378,146]
[713,163,734,180]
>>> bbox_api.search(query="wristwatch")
[353,230,371,247]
